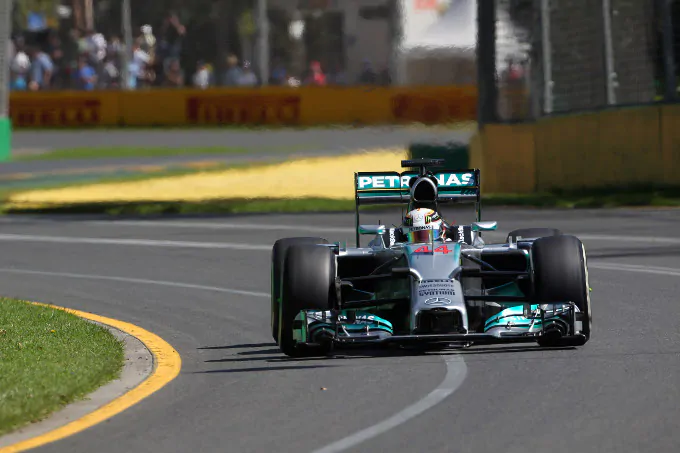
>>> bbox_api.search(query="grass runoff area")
[0,298,124,436]
[6,185,680,216]
[12,145,311,162]
[5,141,680,214]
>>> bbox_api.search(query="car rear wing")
[353,168,482,247]
[354,169,480,205]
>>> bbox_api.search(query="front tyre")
[531,235,591,346]
[271,237,328,344]
[280,244,335,357]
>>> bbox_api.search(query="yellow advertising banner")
[9,91,121,128]
[9,86,477,128]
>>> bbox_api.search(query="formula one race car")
[271,159,592,357]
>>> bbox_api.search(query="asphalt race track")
[0,207,679,453]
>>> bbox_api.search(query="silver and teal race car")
[271,159,592,357]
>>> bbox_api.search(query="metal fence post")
[659,0,677,101]
[602,0,617,105]
[121,0,132,90]
[540,0,553,114]
[477,0,498,125]
[0,0,12,161]
[257,0,269,86]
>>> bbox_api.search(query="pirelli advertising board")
[9,92,121,127]
[9,86,477,128]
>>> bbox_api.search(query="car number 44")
[413,245,453,254]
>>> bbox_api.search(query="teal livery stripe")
[309,323,393,337]
[309,322,394,333]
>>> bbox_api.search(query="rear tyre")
[507,228,562,243]
[271,237,328,344]
[531,235,591,347]
[280,244,335,357]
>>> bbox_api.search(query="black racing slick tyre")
[531,235,591,346]
[271,237,328,344]
[279,244,335,357]
[507,228,562,243]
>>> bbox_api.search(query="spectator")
[126,42,150,89]
[269,57,287,85]
[163,58,185,87]
[82,29,98,65]
[160,12,186,60]
[46,32,65,88]
[304,61,326,86]
[378,65,391,86]
[358,59,378,85]
[238,60,258,86]
[286,76,301,87]
[137,25,156,62]
[107,35,123,58]
[10,50,30,91]
[101,55,120,88]
[127,58,140,90]
[222,54,242,86]
[91,30,107,66]
[503,57,524,82]
[76,57,97,90]
[28,46,54,90]
[76,29,89,56]
[328,63,347,85]
[193,60,211,89]
[132,42,155,88]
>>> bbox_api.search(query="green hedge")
[408,140,469,169]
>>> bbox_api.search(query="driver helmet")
[402,208,446,243]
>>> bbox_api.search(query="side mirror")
[359,225,386,235]
[472,221,498,232]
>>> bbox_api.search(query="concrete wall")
[470,104,679,194]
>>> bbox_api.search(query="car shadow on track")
[198,342,276,350]
[200,343,577,366]
[200,343,428,365]
[450,345,577,355]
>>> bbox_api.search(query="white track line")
[0,233,271,251]
[588,262,680,277]
[79,223,680,244]
[311,354,467,453]
[578,234,680,245]
[0,268,269,298]
[83,220,356,234]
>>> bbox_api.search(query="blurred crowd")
[8,12,188,91]
[7,11,391,92]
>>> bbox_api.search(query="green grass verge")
[2,198,360,216]
[5,185,680,216]
[13,145,313,162]
[12,122,476,133]
[0,298,124,436]
[4,180,680,216]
